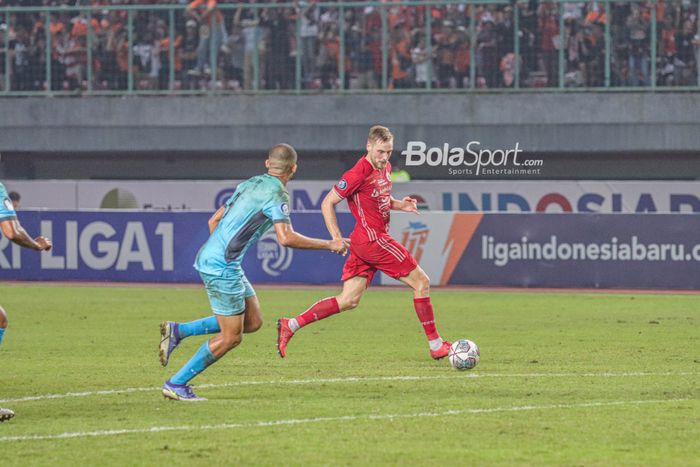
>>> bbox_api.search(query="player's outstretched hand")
[329,238,349,256]
[399,196,419,214]
[35,236,52,251]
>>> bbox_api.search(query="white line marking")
[0,372,694,404]
[0,399,689,443]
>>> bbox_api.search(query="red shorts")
[342,235,418,286]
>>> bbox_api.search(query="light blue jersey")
[195,174,291,277]
[0,182,16,344]
[0,182,17,222]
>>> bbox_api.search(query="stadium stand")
[0,0,698,93]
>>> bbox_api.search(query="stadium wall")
[1,93,700,180]
[2,210,698,290]
[2,94,700,153]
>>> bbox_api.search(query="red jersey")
[333,156,393,244]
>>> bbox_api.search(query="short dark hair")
[8,191,20,202]
[267,143,298,174]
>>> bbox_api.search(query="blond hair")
[267,143,298,175]
[367,125,394,145]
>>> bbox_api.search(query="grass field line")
[1,372,695,405]
[0,398,690,443]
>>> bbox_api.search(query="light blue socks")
[178,316,220,339]
[170,341,218,385]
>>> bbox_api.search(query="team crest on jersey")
[371,189,379,198]
[3,199,12,211]
[337,179,348,190]
[281,202,290,216]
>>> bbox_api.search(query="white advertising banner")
[381,212,455,285]
[1,180,79,210]
[3,180,699,213]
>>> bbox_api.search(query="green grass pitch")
[0,284,698,466]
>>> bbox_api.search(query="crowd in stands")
[0,0,698,92]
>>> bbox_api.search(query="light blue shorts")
[199,271,256,316]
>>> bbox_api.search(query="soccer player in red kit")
[277,125,451,359]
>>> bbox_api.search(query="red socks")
[413,297,440,341]
[295,297,341,328]
[293,297,438,343]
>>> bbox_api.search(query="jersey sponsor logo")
[256,230,293,276]
[3,199,13,211]
[374,186,391,197]
[337,179,348,190]
[281,202,290,216]
[378,195,391,215]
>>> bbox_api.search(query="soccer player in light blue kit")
[159,144,349,401]
[0,181,53,421]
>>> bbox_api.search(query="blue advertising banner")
[0,211,355,284]
[453,214,700,289]
[385,212,700,290]
[2,211,699,289]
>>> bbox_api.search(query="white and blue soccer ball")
[448,339,480,370]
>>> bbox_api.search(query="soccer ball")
[448,339,480,370]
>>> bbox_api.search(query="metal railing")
[0,0,698,96]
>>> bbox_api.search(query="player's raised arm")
[273,222,348,255]
[390,196,419,214]
[0,219,52,251]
